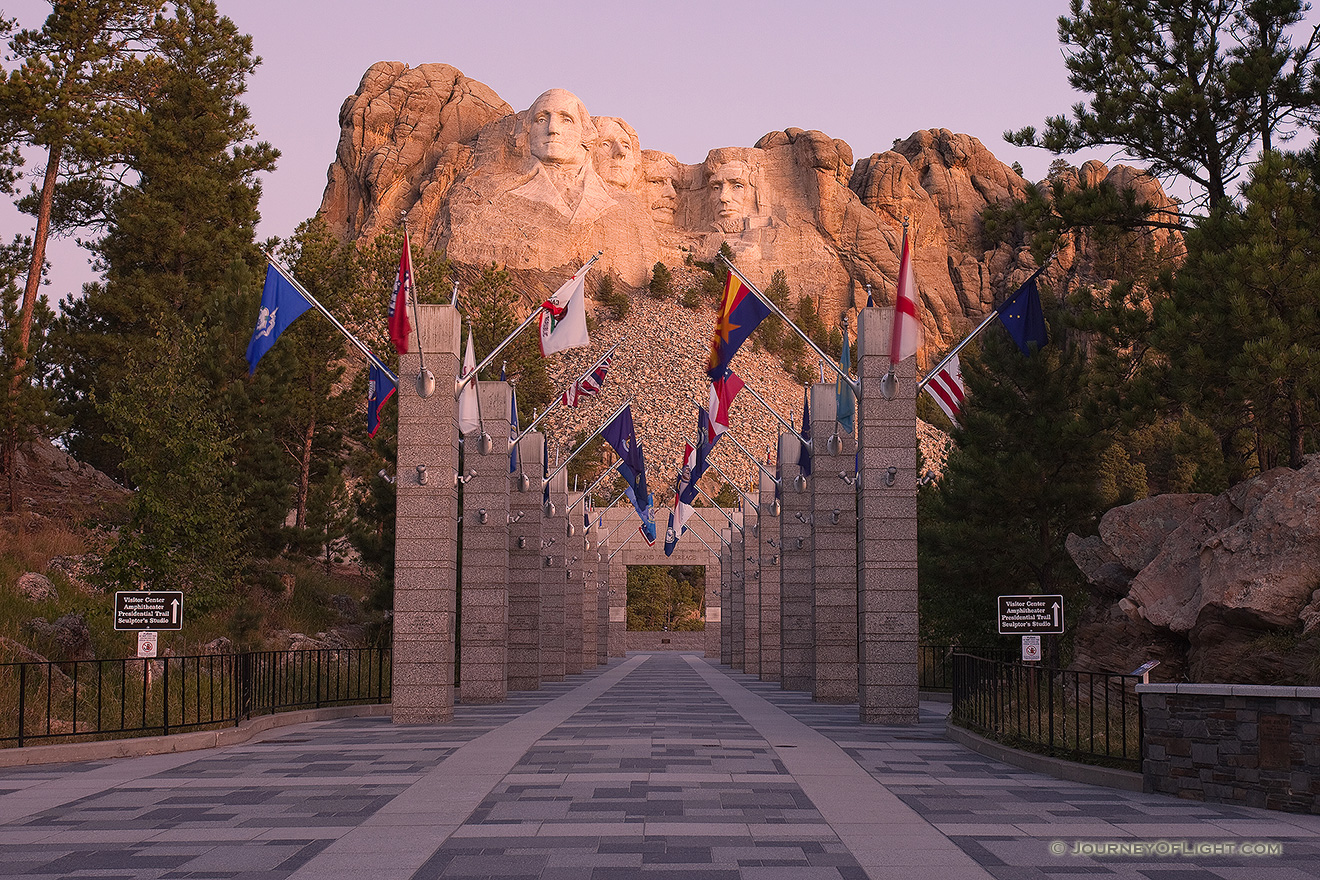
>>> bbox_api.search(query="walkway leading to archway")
[3,655,1319,879]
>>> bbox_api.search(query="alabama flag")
[923,354,966,425]
[889,226,922,365]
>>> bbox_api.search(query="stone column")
[704,548,720,659]
[506,432,543,691]
[810,383,858,704]
[563,494,584,676]
[578,507,599,669]
[742,499,760,676]
[758,449,782,683]
[540,470,568,682]
[605,527,626,657]
[393,304,461,724]
[594,529,609,665]
[730,516,745,669]
[857,307,919,724]
[720,528,732,667]
[779,430,814,691]
[458,382,511,704]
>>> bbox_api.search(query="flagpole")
[688,475,739,532]
[608,527,638,561]
[741,381,805,441]
[705,456,758,511]
[687,505,731,546]
[566,459,622,513]
[916,259,1053,392]
[717,255,860,397]
[513,338,622,443]
[402,222,429,379]
[455,251,603,397]
[264,255,397,383]
[720,429,779,487]
[543,397,635,488]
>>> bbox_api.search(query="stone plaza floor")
[1,652,1318,880]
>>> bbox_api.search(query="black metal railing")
[919,644,1018,691]
[951,651,1143,771]
[1,648,391,748]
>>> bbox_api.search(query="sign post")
[997,594,1064,635]
[115,591,184,631]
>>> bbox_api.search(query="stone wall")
[625,631,707,652]
[1138,684,1320,814]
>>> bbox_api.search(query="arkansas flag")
[539,263,592,356]
[388,228,415,355]
[889,226,922,365]
[923,354,966,425]
[706,371,744,444]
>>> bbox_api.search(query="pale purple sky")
[3,0,1288,302]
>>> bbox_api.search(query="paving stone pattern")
[2,653,1319,880]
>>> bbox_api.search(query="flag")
[457,330,480,435]
[367,361,396,438]
[707,271,771,380]
[666,439,700,556]
[889,226,922,365]
[388,228,415,355]
[836,325,855,435]
[602,404,644,474]
[706,371,744,444]
[504,365,520,474]
[866,286,875,308]
[996,274,1049,356]
[797,385,812,477]
[562,350,613,407]
[923,353,966,425]
[539,263,592,356]
[246,264,313,374]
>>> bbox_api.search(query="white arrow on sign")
[1052,601,1061,627]
[171,599,180,624]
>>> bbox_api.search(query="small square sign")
[137,631,158,658]
[1022,635,1042,662]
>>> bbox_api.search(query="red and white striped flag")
[561,352,613,407]
[706,371,745,444]
[889,226,922,365]
[923,354,966,425]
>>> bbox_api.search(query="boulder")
[16,572,57,603]
[25,613,94,662]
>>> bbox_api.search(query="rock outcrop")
[1068,456,1320,683]
[320,66,1181,360]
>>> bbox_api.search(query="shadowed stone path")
[2,653,1318,880]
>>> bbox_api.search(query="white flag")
[923,354,966,425]
[889,226,922,365]
[457,330,480,435]
[538,263,592,356]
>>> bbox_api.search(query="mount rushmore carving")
[319,62,1181,356]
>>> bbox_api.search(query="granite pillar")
[720,529,732,667]
[704,557,721,659]
[742,499,760,677]
[779,428,814,691]
[506,432,543,691]
[730,518,745,669]
[458,382,511,704]
[809,384,858,704]
[606,533,626,657]
[540,470,568,682]
[563,494,584,676]
[857,307,919,724]
[393,304,461,724]
[758,450,782,682]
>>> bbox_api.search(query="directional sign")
[115,591,184,631]
[997,594,1064,635]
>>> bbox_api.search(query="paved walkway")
[2,653,1318,880]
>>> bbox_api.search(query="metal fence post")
[162,657,170,736]
[17,664,26,748]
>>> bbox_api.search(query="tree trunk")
[1289,397,1305,470]
[294,417,315,530]
[11,142,62,398]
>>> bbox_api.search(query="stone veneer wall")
[625,631,708,651]
[1137,684,1320,814]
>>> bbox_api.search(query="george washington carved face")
[528,89,593,167]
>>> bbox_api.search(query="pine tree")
[648,262,673,300]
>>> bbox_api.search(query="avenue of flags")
[244,212,1055,551]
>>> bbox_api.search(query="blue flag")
[367,361,396,438]
[996,275,1049,356]
[246,264,313,374]
[836,325,855,435]
[797,385,812,477]
[604,405,655,544]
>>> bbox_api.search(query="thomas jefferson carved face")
[528,89,592,167]
[594,117,639,188]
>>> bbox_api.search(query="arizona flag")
[707,272,771,380]
[889,226,922,365]
[246,264,313,374]
[367,361,396,438]
[706,371,745,444]
[923,354,966,425]
[388,228,415,355]
[539,263,592,356]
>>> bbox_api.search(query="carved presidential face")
[594,118,639,188]
[642,152,679,224]
[528,89,590,167]
[709,160,753,228]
